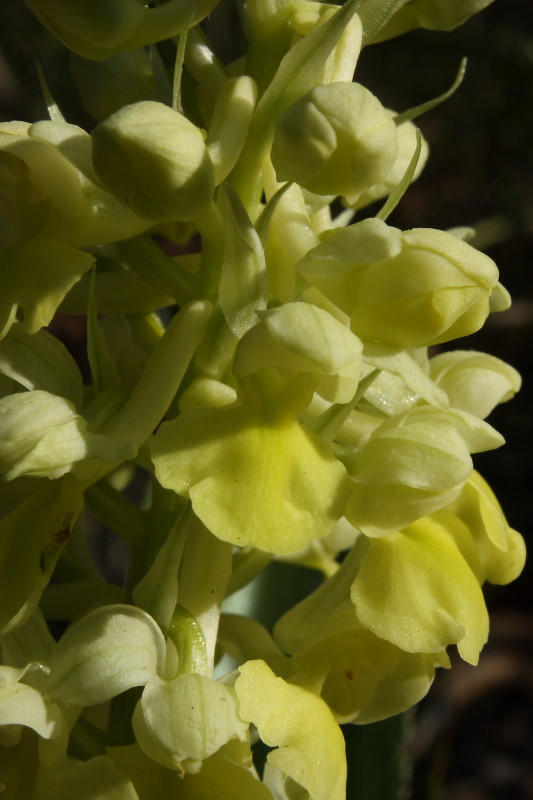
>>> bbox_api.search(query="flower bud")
[0,119,149,249]
[271,82,397,198]
[92,101,215,222]
[299,220,508,347]
[25,0,219,60]
[347,117,429,209]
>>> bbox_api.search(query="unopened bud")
[271,82,397,198]
[299,220,507,347]
[92,101,215,222]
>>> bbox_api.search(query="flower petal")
[351,516,489,664]
[132,675,248,773]
[152,406,349,554]
[48,605,166,706]
[236,659,346,800]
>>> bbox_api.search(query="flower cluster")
[0,0,524,798]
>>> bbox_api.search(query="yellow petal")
[152,405,349,554]
[236,660,346,800]
[351,516,489,664]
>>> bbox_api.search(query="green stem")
[168,605,208,675]
[177,519,233,672]
[344,711,414,800]
[100,300,212,447]
[85,480,147,549]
